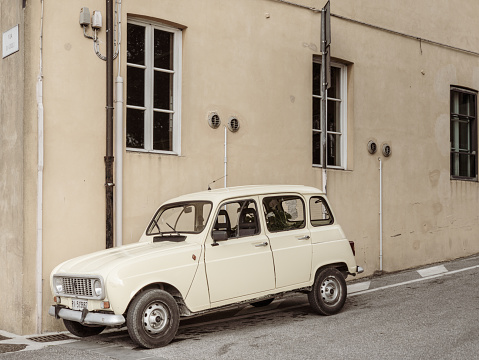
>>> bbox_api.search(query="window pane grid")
[312,61,346,168]
[450,88,477,179]
[127,19,181,154]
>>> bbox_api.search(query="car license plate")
[72,299,88,311]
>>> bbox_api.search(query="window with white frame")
[126,20,182,153]
[312,60,347,168]
[450,87,477,180]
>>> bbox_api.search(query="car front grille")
[62,277,94,297]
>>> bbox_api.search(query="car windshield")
[146,201,212,235]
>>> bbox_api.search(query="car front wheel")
[308,267,347,316]
[127,289,180,348]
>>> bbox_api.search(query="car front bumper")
[48,305,125,326]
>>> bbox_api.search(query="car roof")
[163,185,325,205]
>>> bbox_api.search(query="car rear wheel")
[308,267,347,316]
[63,319,105,337]
[127,289,180,348]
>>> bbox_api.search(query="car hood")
[52,240,197,276]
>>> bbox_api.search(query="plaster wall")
[0,0,25,334]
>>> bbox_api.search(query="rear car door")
[261,194,312,289]
[205,197,276,303]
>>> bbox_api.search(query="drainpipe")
[379,157,383,271]
[115,75,123,246]
[320,7,328,194]
[224,126,227,188]
[115,0,123,247]
[105,0,114,248]
[36,0,45,334]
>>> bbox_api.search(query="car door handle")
[297,235,310,240]
[254,242,269,247]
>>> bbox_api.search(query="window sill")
[126,148,179,156]
[450,176,478,182]
[312,165,346,170]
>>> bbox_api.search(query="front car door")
[261,194,312,289]
[205,197,276,304]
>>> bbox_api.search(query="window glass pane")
[154,29,173,70]
[127,24,145,65]
[127,66,145,107]
[328,67,341,99]
[450,119,459,150]
[458,92,476,117]
[313,62,321,96]
[312,97,321,130]
[213,200,259,238]
[154,71,173,110]
[153,112,172,151]
[126,108,144,148]
[263,196,305,232]
[312,132,321,165]
[459,121,471,150]
[327,100,340,132]
[147,202,212,235]
[310,197,333,226]
[327,133,341,166]
[451,153,476,178]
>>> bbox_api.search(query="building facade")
[1,0,478,334]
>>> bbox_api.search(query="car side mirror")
[212,230,228,246]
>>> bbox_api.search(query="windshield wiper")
[153,234,186,243]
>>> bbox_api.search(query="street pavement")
[1,254,478,359]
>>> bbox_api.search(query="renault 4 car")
[50,185,363,348]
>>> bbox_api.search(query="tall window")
[450,87,477,180]
[312,60,347,168]
[126,20,182,154]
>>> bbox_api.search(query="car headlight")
[54,277,63,294]
[93,279,103,297]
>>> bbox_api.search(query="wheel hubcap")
[320,276,341,305]
[143,302,169,334]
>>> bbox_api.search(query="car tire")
[127,289,180,348]
[308,267,347,316]
[250,298,274,307]
[63,319,105,337]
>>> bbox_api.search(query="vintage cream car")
[49,185,363,348]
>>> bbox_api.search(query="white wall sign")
[2,25,20,59]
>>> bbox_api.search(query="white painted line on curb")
[417,265,448,277]
[347,281,371,294]
[348,264,479,297]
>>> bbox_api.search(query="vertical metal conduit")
[105,0,114,248]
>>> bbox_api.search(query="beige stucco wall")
[0,0,25,334]
[1,0,477,334]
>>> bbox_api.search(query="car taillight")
[349,240,356,256]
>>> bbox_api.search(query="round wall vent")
[208,112,221,129]
[382,143,392,157]
[367,140,377,154]
[227,117,240,132]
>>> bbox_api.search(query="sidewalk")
[1,254,478,359]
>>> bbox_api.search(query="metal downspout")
[36,0,45,334]
[115,0,123,247]
[379,157,383,271]
[105,0,114,248]
[320,7,328,194]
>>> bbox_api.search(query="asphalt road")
[1,255,479,360]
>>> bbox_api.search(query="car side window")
[263,195,305,232]
[213,199,260,239]
[310,197,334,226]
